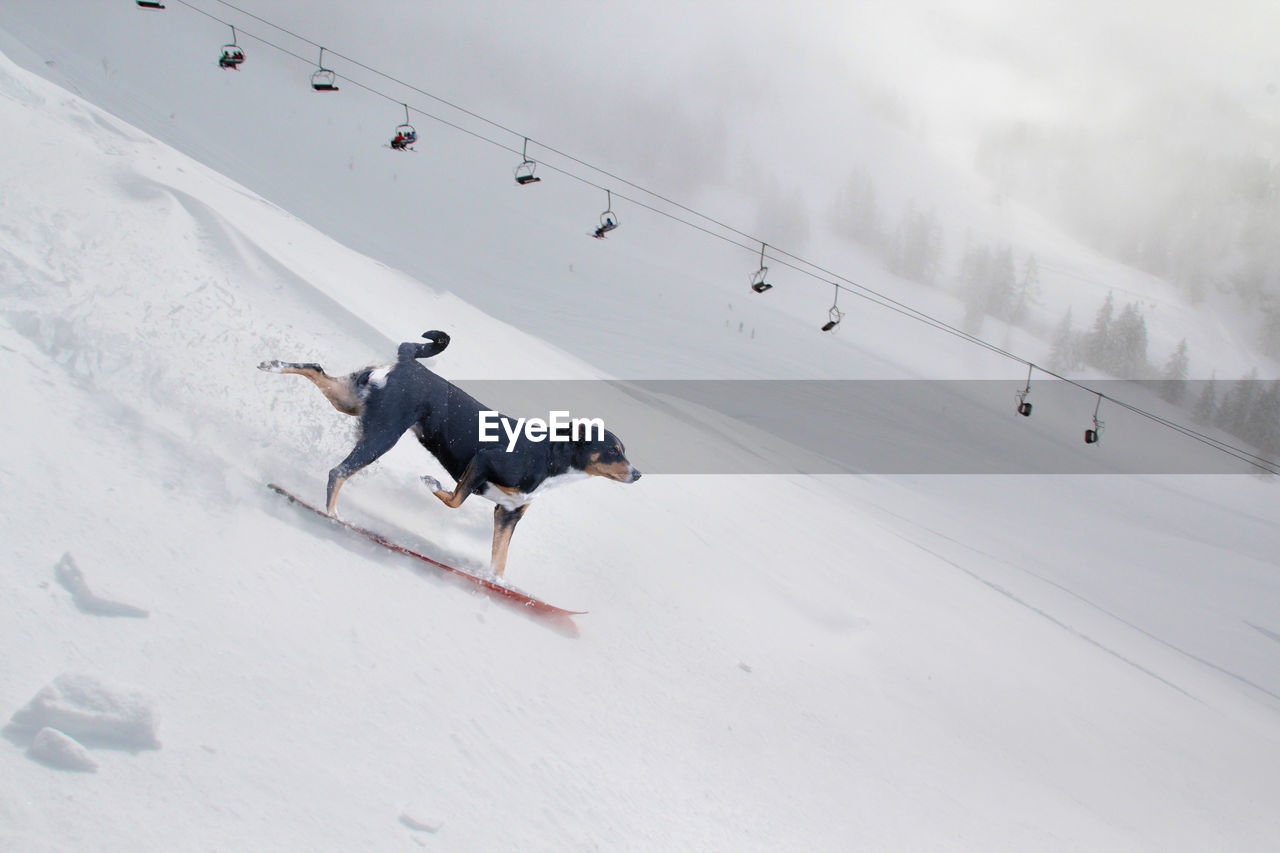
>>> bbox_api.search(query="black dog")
[259,331,639,577]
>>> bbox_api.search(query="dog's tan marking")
[431,485,466,509]
[424,458,499,509]
[429,480,476,509]
[490,505,529,578]
[326,474,349,515]
[583,456,635,482]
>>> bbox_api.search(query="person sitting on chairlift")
[594,216,617,238]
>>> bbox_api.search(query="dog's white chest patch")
[530,470,590,496]
[482,471,589,510]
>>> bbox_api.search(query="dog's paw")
[257,360,283,373]
[420,475,443,493]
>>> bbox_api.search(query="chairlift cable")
[160,0,1280,476]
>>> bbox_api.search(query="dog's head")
[579,429,641,483]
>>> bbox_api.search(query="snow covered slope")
[3,22,1280,853]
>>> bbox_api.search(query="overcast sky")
[237,0,1279,252]
[300,0,1280,155]
[7,0,1276,195]
[2,0,1276,369]
[6,0,1277,276]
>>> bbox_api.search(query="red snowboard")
[268,483,583,635]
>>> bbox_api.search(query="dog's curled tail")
[397,330,450,362]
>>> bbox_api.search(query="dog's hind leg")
[490,504,529,578]
[258,361,363,416]
[325,430,403,515]
[326,391,426,514]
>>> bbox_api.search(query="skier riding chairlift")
[593,214,617,239]
[391,128,417,150]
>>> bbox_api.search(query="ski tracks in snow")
[875,499,1280,710]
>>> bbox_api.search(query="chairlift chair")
[390,126,417,149]
[311,68,338,91]
[1016,365,1033,416]
[218,26,244,69]
[821,284,843,331]
[750,243,773,293]
[136,0,165,8]
[389,105,416,150]
[592,191,618,238]
[514,138,541,184]
[311,47,338,91]
[515,160,540,185]
[593,213,618,238]
[1084,395,1104,444]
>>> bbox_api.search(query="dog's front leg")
[421,457,489,509]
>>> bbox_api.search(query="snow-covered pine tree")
[834,167,882,246]
[1158,339,1190,404]
[1215,368,1259,436]
[889,201,944,285]
[988,246,1017,322]
[1191,373,1217,424]
[1048,307,1079,372]
[1110,302,1150,377]
[1009,253,1039,326]
[1084,292,1116,371]
[1241,380,1280,456]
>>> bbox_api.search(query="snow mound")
[27,727,98,772]
[7,673,160,750]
